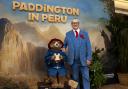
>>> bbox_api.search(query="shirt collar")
[73,28,80,34]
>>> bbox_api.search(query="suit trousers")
[71,63,90,89]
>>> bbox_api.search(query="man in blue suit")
[63,19,92,89]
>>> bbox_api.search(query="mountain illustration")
[40,25,65,43]
[14,22,45,47]
[0,18,47,76]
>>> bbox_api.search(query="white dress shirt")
[73,28,80,36]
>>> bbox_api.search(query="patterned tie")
[75,30,78,38]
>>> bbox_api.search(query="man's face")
[71,22,79,30]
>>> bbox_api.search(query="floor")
[101,84,128,89]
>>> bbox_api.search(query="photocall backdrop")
[0,0,111,84]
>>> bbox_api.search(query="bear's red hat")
[48,38,63,49]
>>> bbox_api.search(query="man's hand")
[86,60,92,66]
[61,48,66,52]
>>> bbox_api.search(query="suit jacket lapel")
[70,30,75,47]
[71,30,76,40]
[79,30,83,36]
[79,30,83,47]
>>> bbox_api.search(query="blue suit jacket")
[63,30,92,66]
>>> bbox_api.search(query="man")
[63,19,92,89]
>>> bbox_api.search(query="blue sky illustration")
[0,0,109,23]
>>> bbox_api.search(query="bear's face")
[48,38,63,50]
[50,41,62,49]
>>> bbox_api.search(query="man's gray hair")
[71,18,79,23]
